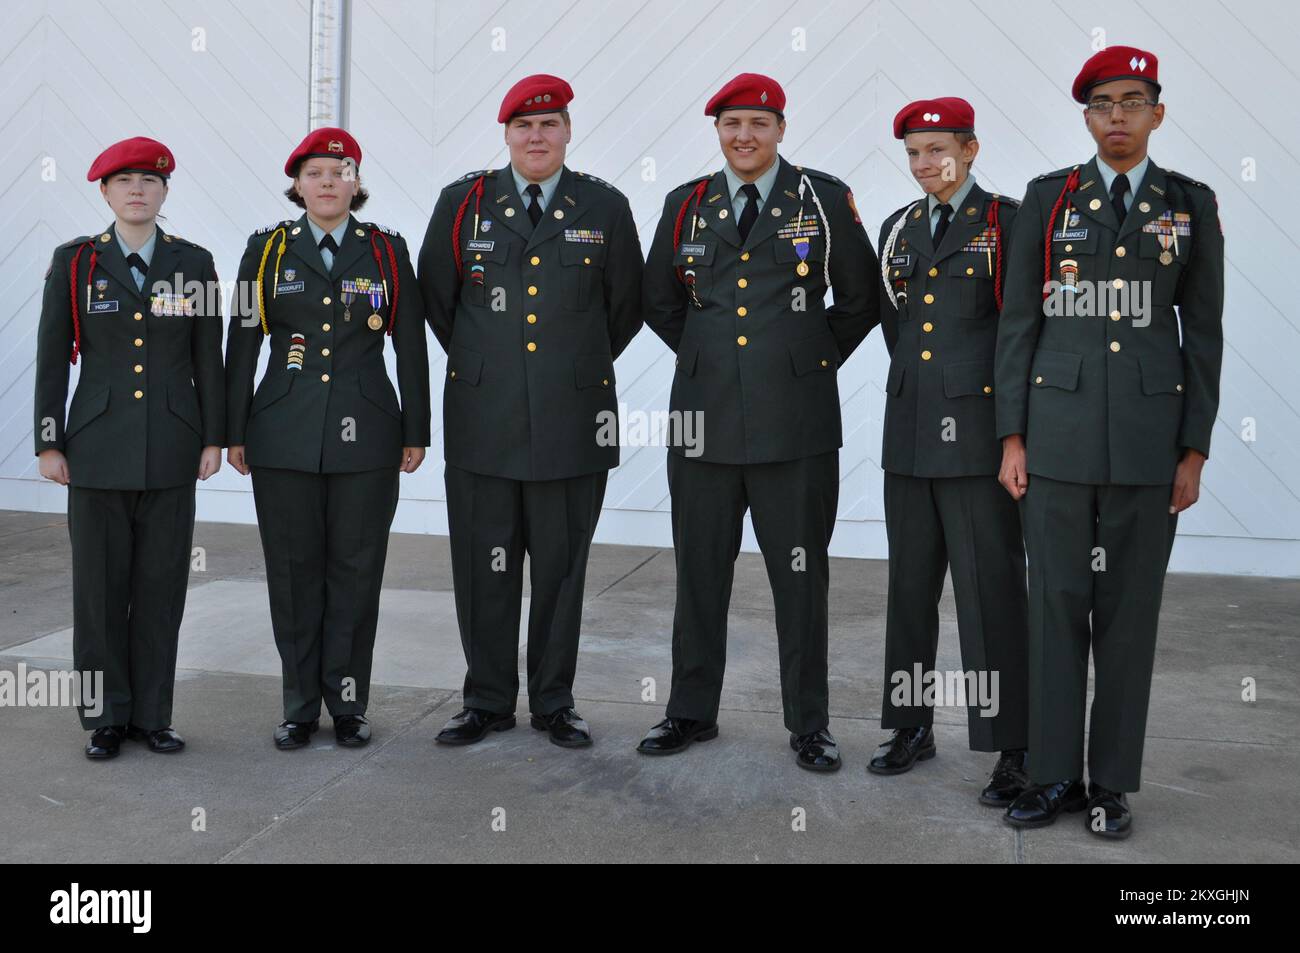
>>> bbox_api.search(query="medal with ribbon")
[793,238,810,277]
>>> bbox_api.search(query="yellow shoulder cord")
[255,227,287,334]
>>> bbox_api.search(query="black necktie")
[737,183,760,242]
[318,234,338,254]
[1110,173,1130,224]
[526,183,543,227]
[126,253,148,278]
[933,203,953,247]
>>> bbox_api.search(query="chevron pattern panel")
[2,0,1296,574]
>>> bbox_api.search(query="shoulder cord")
[880,201,921,310]
[452,176,486,280]
[67,241,98,364]
[797,174,832,287]
[256,227,288,334]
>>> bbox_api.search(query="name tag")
[88,300,119,313]
[1053,228,1088,241]
[275,281,304,295]
[680,243,707,256]
[466,240,495,252]
[887,254,911,267]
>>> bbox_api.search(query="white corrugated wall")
[2,0,1297,576]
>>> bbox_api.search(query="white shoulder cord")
[881,200,922,310]
[797,174,832,287]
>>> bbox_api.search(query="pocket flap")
[947,258,989,279]
[574,353,615,390]
[1029,348,1082,391]
[447,344,483,386]
[463,240,508,264]
[885,360,906,397]
[942,359,995,398]
[65,385,110,438]
[359,365,402,418]
[788,334,839,377]
[166,379,203,434]
[250,372,294,416]
[885,253,916,279]
[559,241,607,266]
[1138,355,1185,395]
[774,238,825,263]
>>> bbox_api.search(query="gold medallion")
[1159,250,1173,265]
[796,262,809,277]
[1089,199,1102,211]
[368,313,384,330]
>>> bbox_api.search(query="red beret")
[87,137,175,181]
[1072,46,1160,103]
[893,97,975,139]
[498,74,574,124]
[284,127,362,176]
[705,73,786,117]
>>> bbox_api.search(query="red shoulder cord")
[451,176,485,280]
[67,241,98,364]
[1042,168,1080,300]
[369,232,401,335]
[672,181,708,284]
[986,199,1004,310]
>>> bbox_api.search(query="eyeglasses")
[1085,98,1157,115]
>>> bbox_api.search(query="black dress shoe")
[636,717,719,755]
[274,719,320,750]
[979,748,1028,806]
[85,725,126,760]
[790,728,842,772]
[1085,782,1132,839]
[867,726,936,775]
[435,708,516,746]
[333,714,371,748]
[126,724,185,753]
[530,707,592,748]
[1004,779,1087,828]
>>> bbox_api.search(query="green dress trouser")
[1020,475,1178,792]
[444,463,608,717]
[68,483,196,730]
[251,465,399,723]
[664,450,838,735]
[881,472,1029,752]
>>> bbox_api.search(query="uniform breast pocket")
[462,241,508,308]
[1138,228,1190,306]
[559,241,606,311]
[673,241,716,306]
[884,253,916,318]
[773,235,825,280]
[1050,226,1097,289]
[947,257,995,318]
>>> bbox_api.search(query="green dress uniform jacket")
[995,158,1224,482]
[226,213,431,470]
[34,225,224,486]
[418,165,644,482]
[643,156,877,464]
[878,182,1019,477]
